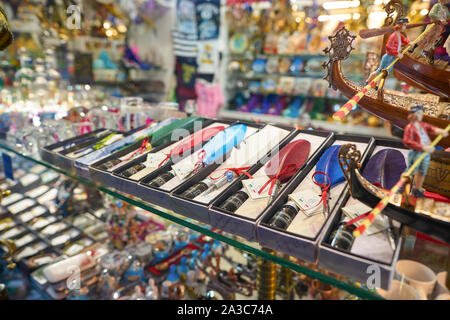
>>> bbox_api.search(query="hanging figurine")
[403,105,448,197]
[366,18,410,89]
[408,0,449,64]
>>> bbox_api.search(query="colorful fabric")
[196,0,220,40]
[403,121,438,151]
[385,31,409,56]
[195,80,224,118]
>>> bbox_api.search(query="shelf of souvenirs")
[217,108,393,139]
[229,71,334,80]
[0,140,383,300]
[228,52,367,61]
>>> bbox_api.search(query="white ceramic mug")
[377,280,425,300]
[435,293,450,300]
[432,271,449,299]
[396,260,437,298]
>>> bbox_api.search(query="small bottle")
[121,163,146,178]
[99,159,122,170]
[268,201,300,230]
[181,180,213,199]
[148,170,176,187]
[329,221,356,251]
[219,188,249,212]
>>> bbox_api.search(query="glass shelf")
[0,141,383,300]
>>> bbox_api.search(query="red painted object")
[265,139,311,183]
[164,126,226,165]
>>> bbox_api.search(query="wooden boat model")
[393,53,450,99]
[358,0,450,98]
[323,27,450,149]
[339,144,450,244]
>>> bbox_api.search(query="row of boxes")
[40,118,407,290]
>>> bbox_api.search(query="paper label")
[242,177,271,200]
[26,186,50,199]
[19,173,39,187]
[172,160,196,181]
[30,165,47,174]
[146,153,169,168]
[2,193,23,206]
[37,189,58,204]
[41,171,59,183]
[8,199,36,214]
[289,189,322,217]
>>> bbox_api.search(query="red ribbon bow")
[192,149,207,174]
[311,171,331,211]
[158,153,173,168]
[210,166,254,181]
[124,137,150,161]
[258,164,298,196]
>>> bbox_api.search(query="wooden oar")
[359,21,432,39]
[353,123,450,238]
[333,23,436,121]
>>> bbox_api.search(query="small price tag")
[146,153,169,168]
[172,158,196,180]
[242,177,271,200]
[288,189,321,217]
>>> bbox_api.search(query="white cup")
[396,260,437,298]
[435,293,450,300]
[432,271,449,299]
[377,280,425,300]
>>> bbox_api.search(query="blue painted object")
[189,250,200,270]
[167,264,180,283]
[212,240,223,255]
[315,145,345,187]
[201,124,247,166]
[201,244,211,260]
[178,257,189,276]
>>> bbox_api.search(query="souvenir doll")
[366,18,410,87]
[403,105,448,197]
[408,0,449,62]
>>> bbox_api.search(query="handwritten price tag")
[146,153,169,168]
[172,159,196,181]
[289,190,321,217]
[242,177,271,200]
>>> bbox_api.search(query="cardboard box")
[209,130,333,241]
[318,138,408,290]
[39,129,114,172]
[88,119,221,186]
[170,123,296,223]
[256,134,372,263]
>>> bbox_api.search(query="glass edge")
[0,143,383,300]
